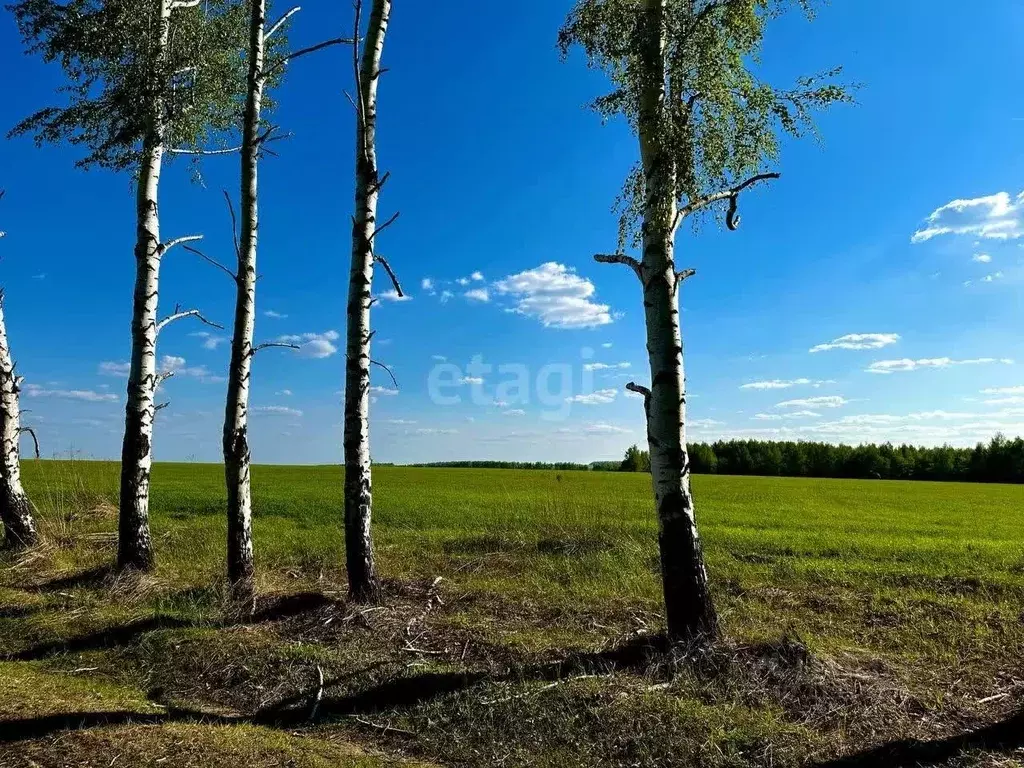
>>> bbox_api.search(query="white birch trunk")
[117,0,172,571]
[344,0,391,602]
[0,294,37,550]
[637,0,717,641]
[223,0,265,592]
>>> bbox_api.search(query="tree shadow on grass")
[0,707,232,744]
[28,564,115,592]
[808,710,1024,768]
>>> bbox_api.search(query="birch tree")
[216,2,346,595]
[344,0,402,602]
[0,192,39,551]
[9,0,247,571]
[560,0,849,642]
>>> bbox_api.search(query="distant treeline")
[415,435,1024,483]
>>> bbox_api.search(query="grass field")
[0,461,1022,766]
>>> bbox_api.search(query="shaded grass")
[0,462,1021,766]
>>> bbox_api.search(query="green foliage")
[558,0,853,248]
[6,0,252,171]
[620,443,652,472]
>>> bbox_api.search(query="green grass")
[1,461,1022,767]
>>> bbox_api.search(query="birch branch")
[154,401,170,413]
[264,37,354,79]
[675,172,781,229]
[626,382,652,411]
[19,427,39,459]
[594,253,643,281]
[370,359,398,388]
[222,190,241,260]
[266,5,300,39]
[675,268,696,287]
[155,370,175,389]
[167,146,241,156]
[370,211,400,241]
[182,244,238,283]
[156,308,224,335]
[373,255,403,297]
[352,0,369,164]
[157,234,203,256]
[250,342,301,357]
[309,665,324,721]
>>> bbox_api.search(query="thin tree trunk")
[638,0,717,642]
[344,0,391,603]
[222,0,266,593]
[0,294,37,550]
[118,0,172,572]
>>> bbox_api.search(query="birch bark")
[222,0,266,591]
[636,0,717,641]
[0,294,37,550]
[344,0,391,602]
[117,0,172,571]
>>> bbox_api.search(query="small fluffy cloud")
[421,278,434,291]
[439,290,454,304]
[378,289,411,302]
[277,331,340,359]
[463,288,489,302]
[370,386,399,396]
[566,388,618,405]
[99,361,131,377]
[263,310,288,319]
[972,253,992,264]
[982,272,1004,283]
[867,357,1013,374]
[190,331,227,350]
[470,271,484,281]
[912,191,1024,243]
[740,378,833,390]
[776,396,848,409]
[810,333,900,353]
[276,389,293,397]
[495,262,613,329]
[584,362,630,371]
[253,405,303,417]
[24,384,118,403]
[583,423,632,434]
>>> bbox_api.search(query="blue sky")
[1,0,1023,465]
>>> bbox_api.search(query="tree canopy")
[558,0,852,247]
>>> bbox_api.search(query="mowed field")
[0,462,1022,767]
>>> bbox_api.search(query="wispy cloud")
[463,288,489,302]
[25,384,118,403]
[740,378,834,390]
[190,331,227,350]
[912,191,1024,243]
[584,362,630,371]
[867,357,1013,374]
[370,386,399,396]
[810,333,900,353]
[378,289,411,302]
[253,405,303,417]
[776,396,848,409]
[972,253,992,263]
[264,310,288,319]
[494,262,613,329]
[99,361,131,377]
[503,409,526,417]
[754,410,821,420]
[566,388,618,405]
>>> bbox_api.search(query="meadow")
[0,462,1022,767]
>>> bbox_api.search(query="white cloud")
[190,331,227,350]
[810,333,900,353]
[456,277,470,286]
[432,355,447,362]
[411,428,458,435]
[581,423,632,434]
[99,361,131,377]
[754,410,821,420]
[253,405,303,417]
[867,357,1013,374]
[503,409,526,417]
[984,396,1024,405]
[439,290,454,304]
[264,310,288,319]
[370,386,399,396]
[981,385,1024,395]
[421,278,434,291]
[470,271,484,281]
[464,288,490,302]
[24,384,118,403]
[385,419,417,425]
[277,331,340,359]
[459,376,484,385]
[776,396,848,409]
[494,262,613,329]
[689,419,724,428]
[912,191,1024,243]
[378,289,411,302]
[740,378,834,390]
[584,362,630,371]
[982,272,1004,282]
[276,389,293,397]
[567,388,618,405]
[601,342,613,349]
[972,253,992,263]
